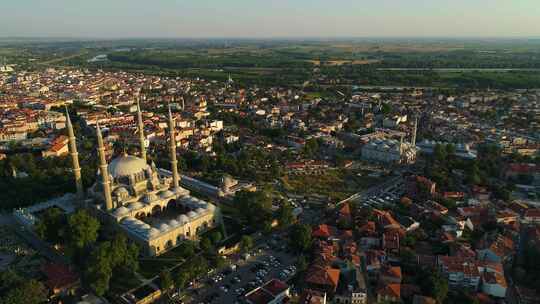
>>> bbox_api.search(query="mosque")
[65,100,221,256]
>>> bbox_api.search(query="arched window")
[151,205,161,215]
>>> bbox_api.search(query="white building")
[361,138,417,164]
[416,140,477,159]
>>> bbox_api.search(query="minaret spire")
[412,116,418,146]
[136,97,147,162]
[96,122,113,210]
[168,105,180,190]
[65,107,84,200]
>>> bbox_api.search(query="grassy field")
[281,169,382,202]
[2,38,540,88]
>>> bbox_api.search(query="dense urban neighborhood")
[0,39,540,304]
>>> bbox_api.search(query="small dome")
[134,220,146,227]
[159,223,170,231]
[108,154,149,179]
[195,208,205,214]
[169,219,180,227]
[148,228,160,237]
[160,190,174,198]
[114,206,129,216]
[122,217,137,223]
[177,214,189,223]
[129,202,144,210]
[187,211,197,218]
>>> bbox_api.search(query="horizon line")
[1,35,540,41]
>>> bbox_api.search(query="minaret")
[96,122,113,210]
[65,107,84,200]
[136,98,147,162]
[168,105,180,190]
[412,116,418,146]
[399,134,404,155]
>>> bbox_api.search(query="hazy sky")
[2,0,539,38]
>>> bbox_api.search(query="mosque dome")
[108,154,149,179]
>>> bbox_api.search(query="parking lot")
[357,175,404,208]
[186,236,297,304]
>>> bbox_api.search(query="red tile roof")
[377,282,401,299]
[507,163,539,174]
[262,279,289,297]
[41,263,79,291]
[525,208,540,218]
[305,265,340,291]
[312,224,334,238]
[381,266,402,281]
[339,203,351,216]
[299,289,326,304]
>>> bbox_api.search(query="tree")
[1,279,47,304]
[434,144,447,162]
[86,242,113,296]
[175,270,190,289]
[200,237,214,254]
[84,234,139,296]
[296,255,308,272]
[381,103,392,115]
[35,207,66,244]
[445,143,456,157]
[303,138,320,157]
[289,224,312,253]
[176,240,196,258]
[277,202,295,229]
[240,235,254,253]
[68,210,100,249]
[160,269,173,292]
[420,270,448,303]
[209,231,223,245]
[191,256,209,277]
[233,190,273,229]
[466,162,482,185]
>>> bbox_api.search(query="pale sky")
[1,0,539,38]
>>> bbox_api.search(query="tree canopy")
[68,210,100,249]
[84,234,139,296]
[0,270,47,304]
[289,223,312,253]
[233,190,273,229]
